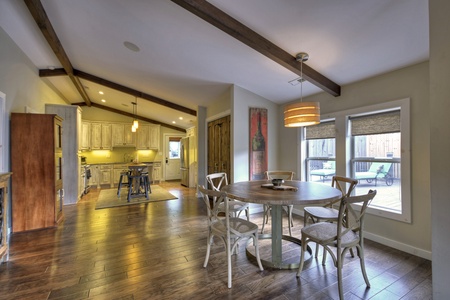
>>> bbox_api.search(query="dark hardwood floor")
[0,181,432,299]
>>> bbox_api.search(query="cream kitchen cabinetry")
[113,164,129,185]
[152,161,162,184]
[80,121,91,150]
[112,123,136,147]
[99,165,112,187]
[136,124,160,150]
[91,122,112,150]
[91,164,113,188]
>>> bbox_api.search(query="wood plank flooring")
[0,181,432,299]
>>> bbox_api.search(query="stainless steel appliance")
[180,137,189,187]
[81,164,91,196]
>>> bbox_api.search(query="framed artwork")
[249,107,268,180]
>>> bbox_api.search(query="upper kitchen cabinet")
[112,123,136,147]
[137,124,160,150]
[45,104,82,204]
[80,121,91,151]
[91,122,112,150]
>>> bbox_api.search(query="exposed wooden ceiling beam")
[40,68,197,117]
[74,102,186,133]
[171,0,341,97]
[24,0,92,106]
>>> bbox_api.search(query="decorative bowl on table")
[272,179,284,186]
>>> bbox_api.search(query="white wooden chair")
[206,172,249,220]
[297,190,377,299]
[303,175,358,257]
[261,171,295,236]
[198,185,263,288]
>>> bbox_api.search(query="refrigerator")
[180,137,190,187]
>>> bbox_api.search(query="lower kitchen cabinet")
[152,162,162,184]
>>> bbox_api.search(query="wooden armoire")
[207,115,231,181]
[11,113,64,232]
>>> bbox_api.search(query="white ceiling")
[0,0,429,130]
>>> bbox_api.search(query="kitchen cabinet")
[80,121,91,150]
[91,122,112,150]
[90,164,113,188]
[11,113,64,232]
[99,165,113,187]
[136,124,160,150]
[0,172,11,263]
[152,161,162,184]
[113,164,129,185]
[46,104,82,204]
[112,123,136,147]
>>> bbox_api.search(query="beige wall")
[430,0,450,297]
[279,61,431,258]
[1,26,67,168]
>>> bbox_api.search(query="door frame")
[0,91,5,172]
[162,133,186,181]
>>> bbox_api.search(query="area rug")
[95,186,178,209]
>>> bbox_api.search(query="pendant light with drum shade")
[284,52,320,127]
[131,98,139,132]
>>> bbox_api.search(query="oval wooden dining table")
[221,180,342,269]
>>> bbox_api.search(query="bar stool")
[127,173,150,202]
[117,170,131,198]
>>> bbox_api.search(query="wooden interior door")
[207,115,231,181]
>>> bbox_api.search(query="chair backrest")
[332,175,358,197]
[206,172,228,191]
[198,185,227,223]
[337,190,377,244]
[264,171,294,180]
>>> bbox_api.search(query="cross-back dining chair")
[303,175,358,257]
[297,189,377,300]
[206,172,249,220]
[198,185,263,288]
[261,171,295,236]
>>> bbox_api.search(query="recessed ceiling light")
[101,99,106,103]
[99,91,104,95]
[179,117,183,120]
[124,41,140,52]
[172,121,176,124]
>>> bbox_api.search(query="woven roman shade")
[305,121,335,140]
[351,110,400,136]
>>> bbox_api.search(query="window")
[350,111,402,213]
[301,98,411,222]
[305,121,336,183]
[169,137,181,159]
[349,99,411,222]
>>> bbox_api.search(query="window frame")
[301,98,411,223]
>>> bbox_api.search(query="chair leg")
[261,205,269,233]
[296,236,307,277]
[337,252,344,300]
[253,234,264,271]
[203,234,213,268]
[357,244,371,287]
[227,241,232,288]
[127,176,133,202]
[287,205,293,237]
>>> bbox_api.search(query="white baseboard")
[290,207,432,260]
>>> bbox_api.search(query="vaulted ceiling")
[0,0,429,131]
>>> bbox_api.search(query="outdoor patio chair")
[355,162,393,186]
